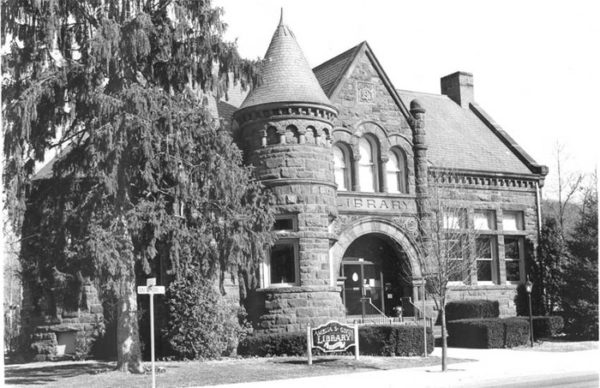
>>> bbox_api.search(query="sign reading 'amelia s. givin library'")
[307,321,359,365]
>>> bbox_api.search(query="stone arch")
[330,217,422,285]
[355,121,392,151]
[286,125,300,144]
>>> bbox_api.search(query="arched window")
[358,136,378,192]
[333,143,351,191]
[266,126,278,145]
[386,147,408,193]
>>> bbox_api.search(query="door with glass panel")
[341,258,384,315]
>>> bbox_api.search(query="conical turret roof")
[240,11,333,110]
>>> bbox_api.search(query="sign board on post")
[137,278,165,388]
[307,321,359,365]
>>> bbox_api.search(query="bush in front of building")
[520,316,564,338]
[237,332,306,357]
[238,324,434,357]
[359,325,434,356]
[162,270,245,360]
[447,318,529,348]
[445,300,500,322]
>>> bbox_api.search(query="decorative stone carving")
[392,216,420,238]
[357,82,376,103]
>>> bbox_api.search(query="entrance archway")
[330,218,423,318]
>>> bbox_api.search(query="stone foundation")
[23,281,104,361]
[251,286,346,334]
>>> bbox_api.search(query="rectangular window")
[445,237,466,283]
[274,216,296,232]
[269,242,297,286]
[443,210,466,229]
[503,211,524,231]
[504,237,523,282]
[476,236,496,283]
[474,210,496,230]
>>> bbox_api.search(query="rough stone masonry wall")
[441,181,539,316]
[22,280,104,360]
[239,113,347,333]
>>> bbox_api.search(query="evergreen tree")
[537,217,570,314]
[562,174,598,339]
[3,1,272,371]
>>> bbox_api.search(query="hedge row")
[527,316,565,338]
[445,300,500,322]
[238,325,434,357]
[447,318,529,348]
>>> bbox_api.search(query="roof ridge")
[396,88,446,98]
[313,42,364,72]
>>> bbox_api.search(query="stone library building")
[23,13,548,356]
[231,15,547,334]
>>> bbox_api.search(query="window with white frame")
[358,136,378,192]
[504,236,523,282]
[333,144,351,191]
[267,241,298,287]
[476,236,497,283]
[446,236,467,283]
[386,148,408,194]
[503,211,524,231]
[443,209,466,230]
[474,210,496,230]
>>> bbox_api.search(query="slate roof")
[313,43,362,96]
[396,90,533,175]
[312,42,542,176]
[239,12,333,110]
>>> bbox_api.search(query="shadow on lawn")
[274,358,387,370]
[5,362,114,385]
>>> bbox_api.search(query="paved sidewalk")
[207,346,600,388]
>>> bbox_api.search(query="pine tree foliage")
[3,0,272,368]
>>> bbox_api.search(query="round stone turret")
[234,11,345,334]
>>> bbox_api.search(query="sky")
[214,0,599,199]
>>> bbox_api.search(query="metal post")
[354,324,360,360]
[422,282,427,357]
[528,292,534,347]
[150,293,156,388]
[307,325,312,365]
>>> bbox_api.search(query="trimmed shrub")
[448,318,529,348]
[503,318,530,348]
[238,332,306,357]
[238,324,434,357]
[359,325,434,356]
[446,300,500,322]
[519,316,564,338]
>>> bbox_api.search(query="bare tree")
[555,142,584,232]
[412,171,482,372]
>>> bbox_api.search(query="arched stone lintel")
[330,217,423,284]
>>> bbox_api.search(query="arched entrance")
[330,218,423,318]
[341,234,413,317]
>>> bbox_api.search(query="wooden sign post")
[307,321,359,365]
[137,278,165,388]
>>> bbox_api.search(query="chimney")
[440,71,474,108]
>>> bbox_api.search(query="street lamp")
[525,277,534,347]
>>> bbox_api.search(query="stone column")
[410,99,431,259]
[380,154,389,193]
[351,144,361,192]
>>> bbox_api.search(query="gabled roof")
[239,12,333,111]
[397,89,541,175]
[313,43,362,96]
[313,42,545,177]
[313,41,412,120]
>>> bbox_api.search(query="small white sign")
[137,285,165,295]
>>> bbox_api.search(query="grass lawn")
[5,355,467,387]
[512,338,598,352]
